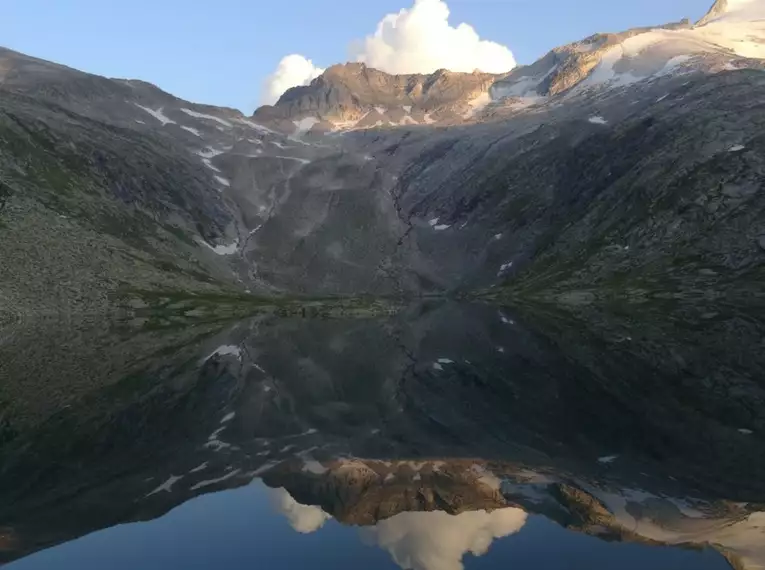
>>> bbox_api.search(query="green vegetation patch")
[118,288,404,330]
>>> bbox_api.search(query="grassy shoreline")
[117,288,408,328]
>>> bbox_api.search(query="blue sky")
[3,0,708,113]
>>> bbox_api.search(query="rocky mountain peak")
[256,9,722,137]
[698,0,765,25]
[262,459,509,526]
[322,62,368,78]
[253,63,505,134]
[699,0,732,24]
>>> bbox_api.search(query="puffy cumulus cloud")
[260,0,515,105]
[260,54,324,105]
[268,487,332,534]
[360,507,528,570]
[349,0,516,75]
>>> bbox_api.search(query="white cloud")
[360,508,528,570]
[260,54,324,105]
[260,0,515,105]
[268,487,332,533]
[350,0,516,75]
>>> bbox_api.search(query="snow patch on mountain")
[203,345,242,361]
[491,75,542,100]
[181,108,233,127]
[579,15,765,92]
[190,469,242,491]
[201,158,220,172]
[237,118,277,134]
[145,475,183,497]
[463,92,492,118]
[196,147,226,159]
[293,117,319,135]
[134,104,175,126]
[656,55,694,77]
[181,125,202,136]
[695,12,765,58]
[200,239,239,256]
[259,155,311,165]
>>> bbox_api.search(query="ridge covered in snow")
[251,1,765,135]
[699,0,765,24]
[693,0,765,57]
[485,0,765,113]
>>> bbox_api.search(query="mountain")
[0,47,335,315]
[253,64,505,133]
[2,1,765,315]
[3,3,765,564]
[255,18,702,135]
[486,2,765,110]
[254,1,765,136]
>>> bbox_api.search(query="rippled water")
[0,301,763,569]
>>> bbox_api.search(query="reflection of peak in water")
[0,301,764,566]
[263,462,528,570]
[262,458,509,526]
[265,457,764,570]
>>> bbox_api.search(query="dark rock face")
[316,70,765,307]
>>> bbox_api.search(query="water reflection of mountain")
[266,477,528,570]
[262,458,762,570]
[0,301,763,567]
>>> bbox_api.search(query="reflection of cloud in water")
[360,508,528,570]
[269,487,332,533]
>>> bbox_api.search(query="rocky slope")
[2,0,765,314]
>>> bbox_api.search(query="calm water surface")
[0,301,762,569]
